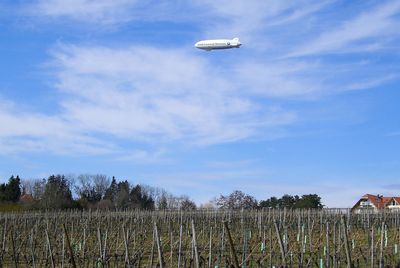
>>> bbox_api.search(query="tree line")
[18,174,196,210]
[1,174,323,210]
[215,190,323,209]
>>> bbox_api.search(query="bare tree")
[21,179,35,195]
[141,185,167,209]
[137,184,182,209]
[179,196,197,210]
[75,174,110,203]
[32,179,46,200]
[75,174,92,197]
[216,190,258,209]
[93,174,110,199]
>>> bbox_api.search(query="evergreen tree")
[259,194,323,209]
[130,184,142,208]
[0,183,6,201]
[115,180,130,208]
[158,195,168,210]
[141,193,155,210]
[280,194,298,208]
[295,194,323,209]
[40,175,73,209]
[129,184,155,210]
[0,175,21,202]
[7,175,21,202]
[104,176,118,202]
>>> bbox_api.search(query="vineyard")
[1,209,400,267]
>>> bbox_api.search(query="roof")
[393,197,400,205]
[353,194,400,210]
[19,194,34,203]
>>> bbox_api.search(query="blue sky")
[0,0,399,207]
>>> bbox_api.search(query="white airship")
[195,37,241,51]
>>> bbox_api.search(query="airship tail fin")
[233,37,240,42]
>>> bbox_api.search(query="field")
[1,209,400,267]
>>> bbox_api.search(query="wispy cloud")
[289,1,400,57]
[0,43,299,156]
[51,44,297,145]
[115,149,168,164]
[2,35,397,156]
[0,98,117,155]
[1,0,398,207]
[27,0,332,38]
[346,74,398,91]
[195,0,332,49]
[29,0,138,24]
[27,0,200,25]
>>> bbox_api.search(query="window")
[360,200,371,207]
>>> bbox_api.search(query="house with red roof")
[19,193,34,204]
[352,194,400,212]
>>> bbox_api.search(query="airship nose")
[194,42,199,48]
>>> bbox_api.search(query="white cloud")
[115,149,167,164]
[0,43,300,156]
[4,1,399,158]
[31,0,137,24]
[28,0,331,37]
[195,0,332,49]
[50,44,297,146]
[346,74,398,91]
[3,34,396,156]
[289,1,400,56]
[0,99,116,155]
[234,60,322,97]
[28,0,198,25]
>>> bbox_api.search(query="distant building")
[19,193,34,204]
[352,194,400,212]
